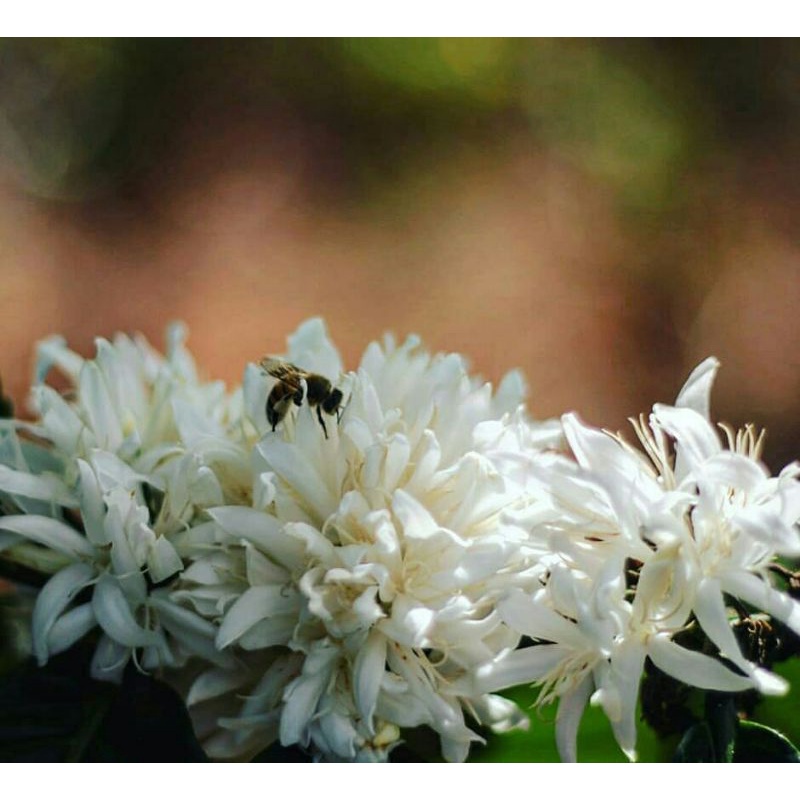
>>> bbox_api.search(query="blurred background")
[0,38,799,468]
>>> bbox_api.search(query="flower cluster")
[472,358,800,760]
[178,321,562,761]
[0,324,252,681]
[1,321,799,763]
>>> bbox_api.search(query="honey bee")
[259,357,344,438]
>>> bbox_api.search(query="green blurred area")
[472,685,663,763]
[475,658,800,763]
[1,38,797,211]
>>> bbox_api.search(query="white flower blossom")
[187,318,561,761]
[473,357,800,761]
[4,316,799,765]
[0,325,247,681]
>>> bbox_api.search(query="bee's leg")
[266,402,277,431]
[317,405,329,439]
[293,388,304,407]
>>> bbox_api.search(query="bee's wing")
[259,357,305,387]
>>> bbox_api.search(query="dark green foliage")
[674,692,800,763]
[704,692,738,763]
[734,721,800,763]
[0,647,207,762]
[253,742,312,762]
[390,725,444,763]
[673,722,718,763]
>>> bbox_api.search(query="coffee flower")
[0,326,247,680]
[473,357,800,761]
[185,319,562,762]
[4,317,797,764]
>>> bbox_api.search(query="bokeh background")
[0,37,799,469]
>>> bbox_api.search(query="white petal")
[257,438,338,522]
[606,641,646,761]
[694,577,749,668]
[103,500,147,601]
[0,515,95,559]
[209,507,305,570]
[79,362,123,451]
[90,633,130,683]
[32,562,97,664]
[190,465,225,508]
[35,335,84,383]
[494,369,527,414]
[731,506,800,557]
[284,521,336,562]
[150,593,235,668]
[498,590,581,645]
[33,386,84,454]
[77,459,108,545]
[187,668,253,707]
[403,430,442,495]
[0,465,75,507]
[778,476,800,523]
[379,595,434,648]
[383,435,411,494]
[376,684,432,729]
[555,673,593,763]
[648,635,753,692]
[652,404,721,471]
[562,413,635,477]
[165,321,198,381]
[354,629,387,733]
[243,362,271,436]
[90,450,147,493]
[216,585,299,649]
[721,570,800,636]
[473,645,567,694]
[697,452,767,492]
[391,489,438,540]
[675,357,719,418]
[245,542,289,585]
[286,317,343,381]
[560,413,652,535]
[472,694,529,734]
[280,641,340,747]
[171,397,223,447]
[147,536,183,583]
[92,574,159,648]
[46,603,96,656]
[238,616,298,650]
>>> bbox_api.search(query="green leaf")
[673,722,716,762]
[252,742,312,762]
[705,692,737,763]
[0,647,207,761]
[752,658,800,744]
[734,721,800,763]
[392,725,444,762]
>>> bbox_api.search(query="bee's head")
[323,387,344,414]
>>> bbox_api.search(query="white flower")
[474,357,800,761]
[10,315,796,765]
[26,323,252,502]
[192,318,560,761]
[0,325,247,681]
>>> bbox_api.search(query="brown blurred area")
[0,38,799,468]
